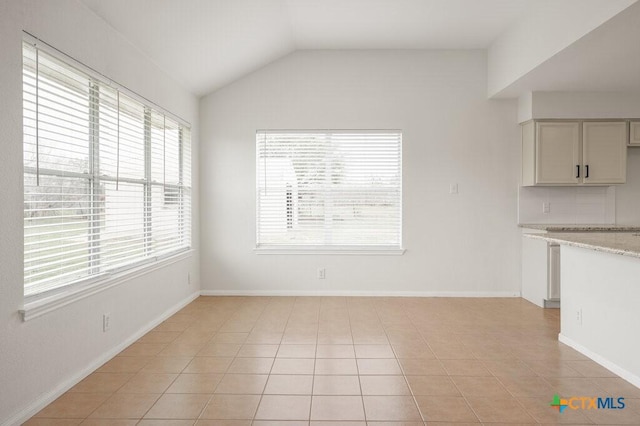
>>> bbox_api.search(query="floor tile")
[451,376,511,398]
[197,344,242,358]
[69,373,133,393]
[183,357,233,374]
[313,375,361,395]
[140,357,191,374]
[116,373,177,394]
[362,396,422,421]
[359,376,410,395]
[165,373,223,393]
[23,420,83,426]
[264,374,313,395]
[226,357,274,374]
[214,374,268,394]
[397,358,446,376]
[310,396,365,421]
[236,345,279,358]
[465,396,536,423]
[405,376,460,396]
[315,359,358,375]
[271,358,316,374]
[255,395,311,420]
[316,345,356,359]
[144,393,211,419]
[200,394,260,419]
[89,393,160,419]
[414,396,478,422]
[34,393,112,419]
[276,344,317,358]
[354,345,395,359]
[97,357,151,374]
[27,296,640,426]
[356,359,402,375]
[440,359,491,376]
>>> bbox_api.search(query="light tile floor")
[26,297,640,425]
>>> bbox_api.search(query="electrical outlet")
[103,313,111,332]
[543,202,551,214]
[188,272,191,286]
[576,309,582,326]
[317,268,326,279]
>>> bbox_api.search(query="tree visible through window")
[23,39,191,298]
[256,130,402,249]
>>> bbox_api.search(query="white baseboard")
[559,333,640,389]
[2,291,200,426]
[200,289,520,297]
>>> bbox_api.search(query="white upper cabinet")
[582,122,627,184]
[630,121,640,146]
[522,120,628,186]
[535,122,580,185]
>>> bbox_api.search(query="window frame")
[21,34,192,318]
[254,129,404,255]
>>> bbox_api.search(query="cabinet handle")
[586,165,590,178]
[576,165,580,178]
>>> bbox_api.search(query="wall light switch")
[449,183,458,194]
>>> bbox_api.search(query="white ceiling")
[80,0,640,98]
[80,0,534,96]
[494,0,640,98]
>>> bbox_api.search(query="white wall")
[199,50,521,297]
[0,0,200,424]
[487,0,636,97]
[518,186,616,225]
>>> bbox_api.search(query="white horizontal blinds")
[23,41,192,298]
[256,131,402,247]
[23,43,94,295]
[180,127,192,248]
[150,112,185,255]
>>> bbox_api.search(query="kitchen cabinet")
[522,120,627,186]
[630,121,640,146]
[521,230,560,308]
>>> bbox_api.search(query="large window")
[256,130,402,250]
[23,40,191,298]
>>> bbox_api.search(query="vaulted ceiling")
[80,0,639,98]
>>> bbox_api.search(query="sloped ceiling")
[80,0,638,97]
[80,0,532,96]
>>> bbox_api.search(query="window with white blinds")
[256,130,402,249]
[23,40,191,298]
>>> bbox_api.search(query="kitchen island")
[524,232,640,388]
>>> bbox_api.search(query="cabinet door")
[535,122,580,185]
[630,121,640,146]
[582,122,627,184]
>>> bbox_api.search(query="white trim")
[559,333,640,389]
[2,291,200,426]
[254,247,406,255]
[200,289,520,297]
[20,250,194,321]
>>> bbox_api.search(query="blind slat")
[256,130,402,247]
[23,41,192,298]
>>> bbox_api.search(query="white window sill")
[254,247,406,255]
[20,249,194,322]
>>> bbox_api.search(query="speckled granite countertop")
[519,224,640,232]
[525,232,640,259]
